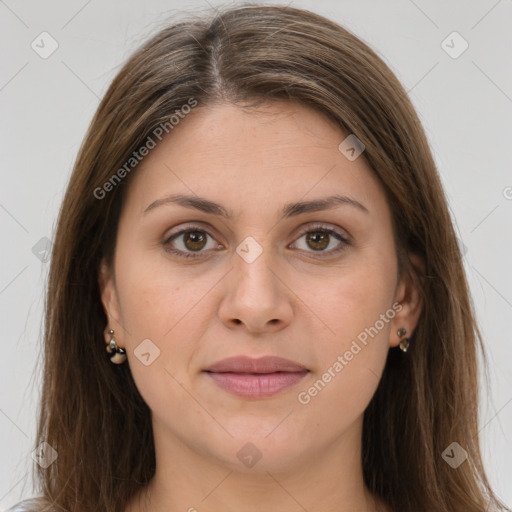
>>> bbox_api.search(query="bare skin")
[99,100,422,512]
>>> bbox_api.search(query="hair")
[27,3,508,512]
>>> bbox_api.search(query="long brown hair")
[30,3,508,511]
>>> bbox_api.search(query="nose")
[218,247,294,334]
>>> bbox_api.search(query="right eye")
[163,226,223,259]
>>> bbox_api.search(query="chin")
[204,421,315,473]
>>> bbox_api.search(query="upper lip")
[203,356,308,374]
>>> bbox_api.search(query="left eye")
[163,225,349,259]
[291,228,348,254]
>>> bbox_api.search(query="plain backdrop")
[1,0,511,509]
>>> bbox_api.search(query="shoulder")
[5,498,49,511]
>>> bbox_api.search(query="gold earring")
[397,328,410,352]
[105,329,127,364]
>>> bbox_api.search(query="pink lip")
[203,356,309,399]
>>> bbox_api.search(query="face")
[100,100,422,473]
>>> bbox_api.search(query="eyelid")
[292,222,351,243]
[163,221,217,239]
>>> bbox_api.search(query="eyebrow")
[143,193,369,218]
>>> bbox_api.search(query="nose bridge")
[232,237,279,305]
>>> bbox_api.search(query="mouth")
[202,356,309,399]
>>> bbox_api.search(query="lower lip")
[205,371,308,398]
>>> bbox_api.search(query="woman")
[7,3,509,512]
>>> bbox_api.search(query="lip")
[204,355,308,373]
[203,356,309,399]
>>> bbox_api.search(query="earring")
[105,329,127,364]
[397,327,410,352]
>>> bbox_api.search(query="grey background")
[1,0,511,508]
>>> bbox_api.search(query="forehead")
[123,100,388,220]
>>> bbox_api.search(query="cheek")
[112,240,225,380]
[113,242,209,336]
[313,250,397,343]
[294,293,395,443]
[299,247,397,405]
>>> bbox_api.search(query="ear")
[389,253,424,348]
[98,259,124,345]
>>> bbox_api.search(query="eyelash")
[163,223,350,260]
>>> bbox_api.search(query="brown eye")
[163,227,221,259]
[182,230,207,251]
[291,225,350,257]
[305,231,330,251]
